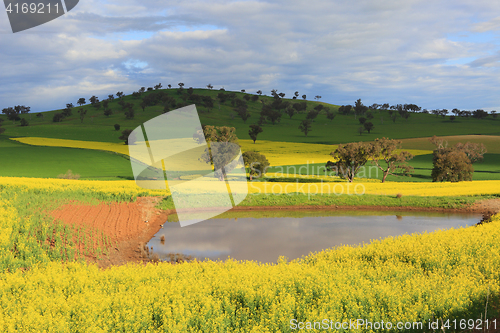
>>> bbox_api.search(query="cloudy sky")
[2,0,500,112]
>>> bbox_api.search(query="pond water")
[146,210,481,263]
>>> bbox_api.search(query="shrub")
[20,118,29,126]
[114,124,121,131]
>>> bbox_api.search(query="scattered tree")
[20,118,29,126]
[358,126,365,135]
[89,95,99,105]
[62,104,73,117]
[235,106,251,123]
[306,110,319,121]
[298,119,312,136]
[77,98,86,106]
[325,109,336,122]
[125,107,135,119]
[119,129,136,145]
[53,113,64,122]
[354,99,368,116]
[285,106,296,119]
[114,124,121,131]
[368,138,414,182]
[248,124,263,143]
[261,104,281,124]
[364,122,374,133]
[154,83,162,90]
[78,109,87,123]
[326,142,370,182]
[473,109,488,119]
[203,96,214,112]
[242,151,270,180]
[207,83,213,90]
[193,125,240,180]
[302,94,306,100]
[429,136,486,182]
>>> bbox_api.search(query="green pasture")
[0,137,133,180]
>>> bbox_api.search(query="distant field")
[400,135,500,153]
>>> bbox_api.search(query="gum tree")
[326,142,370,182]
[368,138,414,183]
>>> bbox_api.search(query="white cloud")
[3,0,500,111]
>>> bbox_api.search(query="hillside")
[1,88,500,146]
[1,88,500,181]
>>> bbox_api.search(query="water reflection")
[147,210,481,264]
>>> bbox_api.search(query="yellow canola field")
[12,137,130,155]
[0,177,167,201]
[1,176,499,198]
[11,137,432,167]
[247,180,500,196]
[0,197,498,331]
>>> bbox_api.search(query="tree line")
[326,136,486,183]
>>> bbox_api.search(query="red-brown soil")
[50,197,170,268]
[49,197,500,268]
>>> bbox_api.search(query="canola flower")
[247,179,500,197]
[0,189,498,331]
[2,175,500,198]
[11,137,432,167]
[11,137,130,155]
[0,176,167,202]
[0,180,499,331]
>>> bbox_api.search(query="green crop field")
[0,136,133,180]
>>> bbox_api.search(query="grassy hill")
[1,88,499,180]
[1,88,500,145]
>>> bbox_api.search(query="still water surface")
[147,210,481,263]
